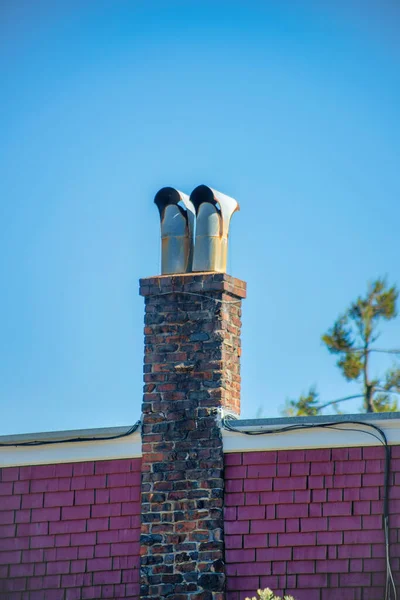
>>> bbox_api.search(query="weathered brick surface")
[140,273,246,599]
[0,458,141,599]
[224,446,400,600]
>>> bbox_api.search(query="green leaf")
[373,394,398,412]
[337,352,363,381]
[384,365,400,392]
[322,315,354,354]
[370,279,398,321]
[283,387,320,416]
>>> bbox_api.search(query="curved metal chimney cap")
[154,187,195,218]
[190,185,240,236]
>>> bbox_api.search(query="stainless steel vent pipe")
[154,187,195,275]
[154,184,239,274]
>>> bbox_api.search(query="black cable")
[222,416,397,600]
[0,420,141,447]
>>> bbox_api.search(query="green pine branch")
[283,277,399,417]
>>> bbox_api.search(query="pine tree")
[284,278,400,415]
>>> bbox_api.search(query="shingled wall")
[0,458,141,600]
[224,445,400,600]
[1,431,400,599]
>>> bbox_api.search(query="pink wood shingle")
[0,459,141,598]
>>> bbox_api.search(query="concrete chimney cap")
[154,187,195,220]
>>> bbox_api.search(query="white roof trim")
[1,414,399,467]
[0,427,141,468]
[222,417,400,453]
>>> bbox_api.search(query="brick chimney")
[139,187,246,599]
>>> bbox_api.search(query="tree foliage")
[284,388,320,417]
[284,278,400,416]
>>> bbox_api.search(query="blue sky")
[1,1,399,434]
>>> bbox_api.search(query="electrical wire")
[0,420,141,447]
[222,416,397,600]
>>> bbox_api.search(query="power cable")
[0,420,141,447]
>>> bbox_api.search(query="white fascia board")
[2,415,400,466]
[222,417,400,453]
[0,427,142,468]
